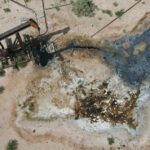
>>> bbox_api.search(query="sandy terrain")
[1,0,150,150]
[1,0,150,39]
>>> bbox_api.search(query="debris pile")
[74,81,140,129]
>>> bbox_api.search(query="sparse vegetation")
[0,86,4,94]
[6,140,18,150]
[102,9,113,17]
[3,8,11,13]
[115,9,124,18]
[113,2,118,7]
[98,17,102,21]
[60,0,66,2]
[28,103,34,112]
[24,0,31,3]
[17,56,27,68]
[72,0,99,17]
[55,6,60,11]
[107,137,115,145]
[0,69,5,77]
[50,3,61,11]
[18,104,22,107]
[4,0,9,3]
[18,62,27,68]
[123,29,127,33]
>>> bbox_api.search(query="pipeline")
[10,0,48,35]
[40,0,48,35]
[10,0,39,25]
[91,0,142,37]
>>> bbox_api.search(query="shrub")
[123,29,127,33]
[72,0,98,17]
[6,140,18,150]
[102,9,113,17]
[0,86,4,94]
[28,103,34,112]
[0,69,5,77]
[55,6,60,11]
[3,8,11,13]
[18,62,27,68]
[98,17,102,20]
[113,2,118,7]
[17,56,27,68]
[107,137,115,145]
[60,0,66,2]
[115,9,124,17]
[24,0,31,3]
[4,0,9,3]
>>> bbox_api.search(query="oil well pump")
[0,0,71,70]
[0,19,42,69]
[0,17,71,70]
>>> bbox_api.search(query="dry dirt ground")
[1,0,150,150]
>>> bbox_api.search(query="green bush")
[6,140,18,150]
[18,62,27,68]
[24,0,31,3]
[98,17,102,20]
[72,0,98,17]
[107,137,115,145]
[17,56,27,68]
[60,0,66,2]
[3,8,11,13]
[123,29,127,33]
[113,2,118,7]
[0,86,4,94]
[115,9,124,17]
[4,0,9,3]
[28,103,34,112]
[55,6,60,11]
[0,69,5,77]
[102,9,113,17]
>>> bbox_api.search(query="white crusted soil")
[14,50,150,149]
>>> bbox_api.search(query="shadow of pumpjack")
[37,26,103,67]
[34,26,71,66]
[40,26,70,41]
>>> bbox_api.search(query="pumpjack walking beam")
[0,19,40,41]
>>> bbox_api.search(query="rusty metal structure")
[0,19,40,69]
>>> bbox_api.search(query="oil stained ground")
[102,28,150,86]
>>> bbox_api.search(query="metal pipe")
[0,19,39,41]
[41,0,48,35]
[91,0,142,37]
[10,0,39,27]
[10,0,48,35]
[0,22,30,41]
